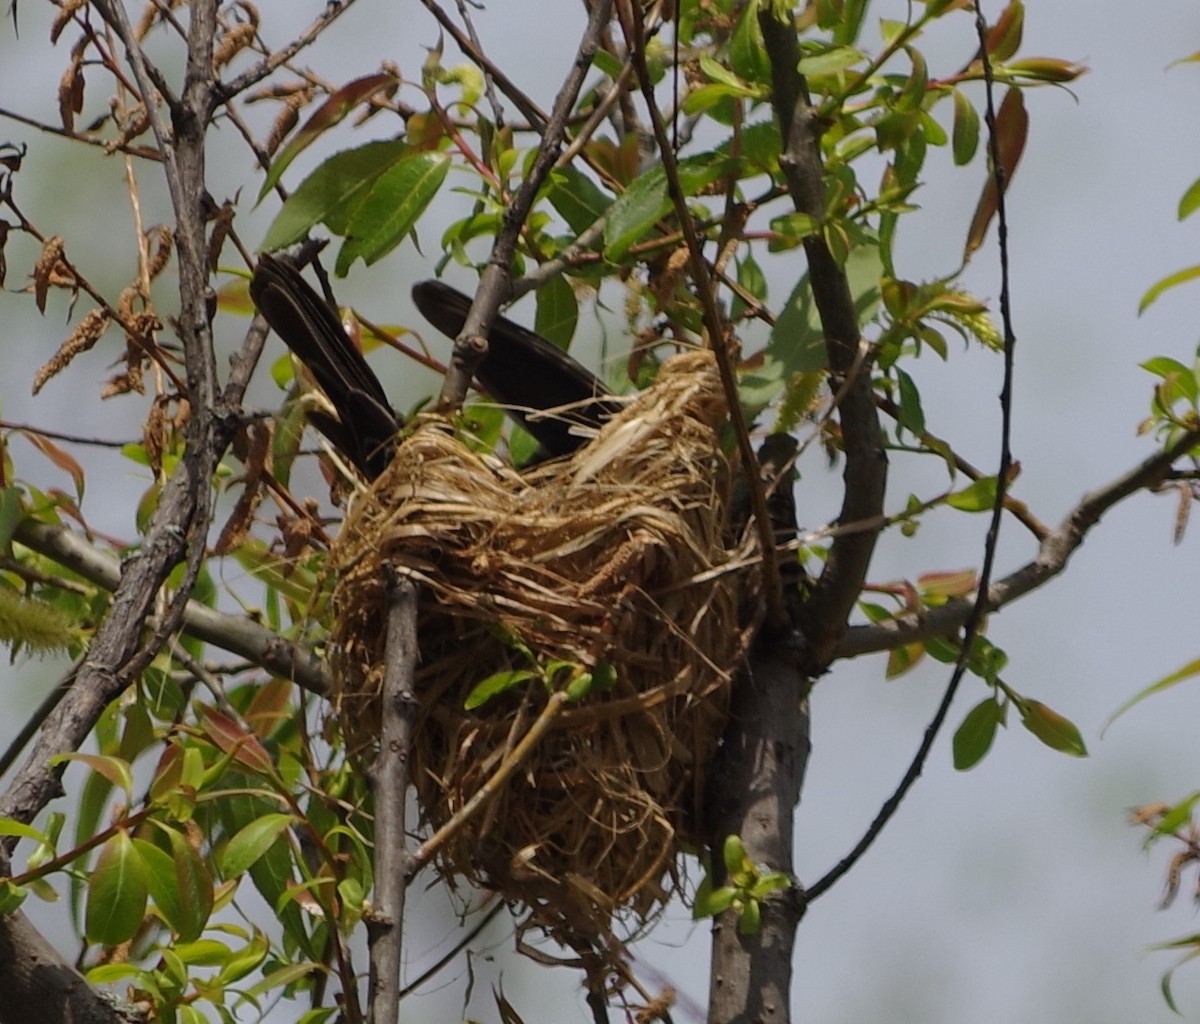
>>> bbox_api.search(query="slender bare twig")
[435,0,613,411]
[0,421,131,449]
[0,658,82,782]
[0,105,163,161]
[397,902,505,998]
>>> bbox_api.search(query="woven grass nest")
[330,348,757,946]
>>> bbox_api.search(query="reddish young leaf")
[964,88,1028,258]
[256,72,400,202]
[197,704,274,774]
[985,1,1024,63]
[20,430,86,501]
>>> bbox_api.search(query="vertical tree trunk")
[706,644,811,1024]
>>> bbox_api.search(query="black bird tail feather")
[249,255,618,479]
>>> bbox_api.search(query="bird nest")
[330,349,756,945]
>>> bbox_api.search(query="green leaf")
[0,817,52,846]
[217,783,314,958]
[564,671,595,702]
[168,826,214,941]
[730,0,771,86]
[1150,793,1200,838]
[1018,699,1087,757]
[174,938,233,966]
[604,168,671,260]
[945,476,998,512]
[534,276,578,350]
[260,140,412,253]
[0,879,28,914]
[692,883,738,919]
[215,931,270,986]
[953,698,1003,770]
[85,830,148,945]
[53,753,134,801]
[737,897,762,934]
[1182,175,1200,221]
[464,669,539,710]
[1104,655,1200,734]
[0,487,22,551]
[894,367,925,435]
[722,834,748,875]
[546,165,612,235]
[602,156,728,260]
[796,45,865,77]
[335,151,452,273]
[1140,263,1200,314]
[221,813,294,877]
[133,837,185,938]
[951,88,979,166]
[242,959,324,998]
[768,239,882,373]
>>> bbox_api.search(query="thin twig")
[435,0,613,412]
[0,657,83,782]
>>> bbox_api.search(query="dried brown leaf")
[215,422,271,554]
[964,88,1028,258]
[33,306,110,394]
[146,224,173,279]
[58,42,86,132]
[212,21,256,72]
[22,430,86,499]
[49,0,87,45]
[106,103,152,154]
[1175,480,1191,545]
[143,394,170,476]
[265,91,309,156]
[33,235,67,314]
[206,201,234,272]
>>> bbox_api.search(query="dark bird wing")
[250,254,401,480]
[412,280,621,459]
[249,257,620,476]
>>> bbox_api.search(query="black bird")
[249,255,620,479]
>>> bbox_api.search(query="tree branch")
[837,427,1200,659]
[757,5,888,671]
[0,907,143,1024]
[366,574,419,1024]
[11,519,330,697]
